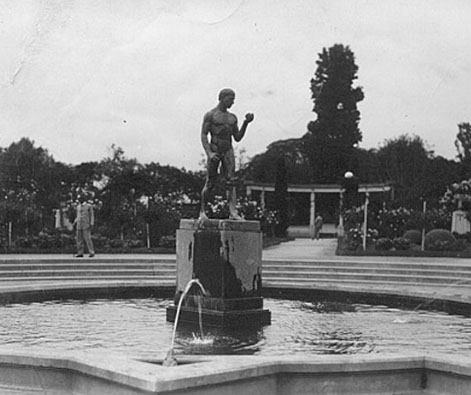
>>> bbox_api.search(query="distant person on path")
[73,194,95,257]
[199,88,254,222]
[313,214,323,240]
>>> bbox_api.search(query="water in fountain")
[163,279,209,366]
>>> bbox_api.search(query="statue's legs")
[222,150,242,220]
[199,155,220,220]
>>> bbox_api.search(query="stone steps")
[264,260,471,271]
[263,267,471,279]
[0,263,176,271]
[0,269,176,278]
[265,265,471,276]
[0,258,176,283]
[262,260,471,288]
[262,276,471,288]
[0,255,470,290]
[0,275,175,282]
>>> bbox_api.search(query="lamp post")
[339,171,355,237]
[362,191,370,251]
[421,198,427,251]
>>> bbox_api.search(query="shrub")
[375,237,393,251]
[125,239,145,248]
[403,229,422,245]
[110,238,125,248]
[159,235,176,249]
[91,235,111,249]
[376,207,412,238]
[344,227,378,251]
[424,229,456,251]
[452,238,467,252]
[344,228,363,251]
[392,237,411,250]
[15,236,32,248]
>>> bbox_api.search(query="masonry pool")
[1,297,471,359]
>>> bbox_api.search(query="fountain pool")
[1,297,471,359]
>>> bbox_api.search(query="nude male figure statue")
[199,88,254,222]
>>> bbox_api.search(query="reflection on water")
[0,298,471,358]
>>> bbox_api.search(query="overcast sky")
[0,0,470,170]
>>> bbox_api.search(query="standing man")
[73,194,95,257]
[199,88,254,222]
[313,214,323,240]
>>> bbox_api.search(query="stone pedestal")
[166,219,271,328]
[452,210,471,235]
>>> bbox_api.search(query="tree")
[376,135,439,208]
[273,157,289,236]
[0,138,67,236]
[303,44,364,182]
[455,122,471,178]
[244,138,313,184]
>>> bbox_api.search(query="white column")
[362,192,369,251]
[310,191,316,238]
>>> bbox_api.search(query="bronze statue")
[199,88,254,222]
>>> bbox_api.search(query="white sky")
[0,0,470,170]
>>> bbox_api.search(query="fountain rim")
[0,282,469,317]
[0,348,470,394]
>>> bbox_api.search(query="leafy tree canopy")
[376,134,459,207]
[243,138,313,184]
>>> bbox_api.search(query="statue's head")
[218,88,235,102]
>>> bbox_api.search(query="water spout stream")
[163,279,207,367]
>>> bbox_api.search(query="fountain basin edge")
[0,282,470,317]
[0,349,471,394]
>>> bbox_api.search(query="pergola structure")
[245,181,393,236]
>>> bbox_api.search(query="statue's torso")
[208,109,237,154]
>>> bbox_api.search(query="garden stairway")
[261,259,471,290]
[0,256,176,285]
[261,239,471,293]
[1,253,471,295]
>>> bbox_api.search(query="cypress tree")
[303,44,364,182]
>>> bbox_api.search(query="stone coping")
[0,281,471,316]
[180,218,260,232]
[0,349,470,394]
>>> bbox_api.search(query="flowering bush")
[375,237,394,251]
[423,208,451,230]
[261,210,280,237]
[343,207,367,229]
[345,227,378,251]
[237,198,264,220]
[375,207,412,238]
[441,179,471,211]
[392,237,411,250]
[403,229,422,245]
[205,196,264,221]
[205,195,230,219]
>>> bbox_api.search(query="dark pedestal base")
[170,219,271,329]
[166,305,271,328]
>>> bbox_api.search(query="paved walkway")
[263,238,338,260]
